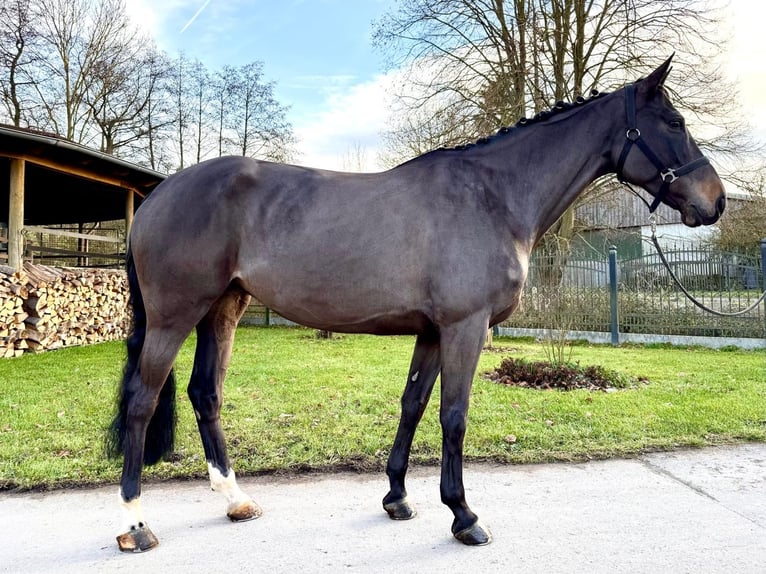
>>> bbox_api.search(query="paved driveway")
[2,443,765,573]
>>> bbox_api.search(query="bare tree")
[710,168,766,252]
[379,93,476,167]
[29,0,137,144]
[127,49,175,172]
[167,52,193,170]
[0,0,39,127]
[376,0,747,152]
[189,59,214,163]
[0,2,296,174]
[86,38,162,156]
[374,0,755,271]
[228,62,296,162]
[210,65,234,157]
[341,142,369,172]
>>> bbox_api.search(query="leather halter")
[615,84,710,213]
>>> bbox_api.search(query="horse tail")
[106,246,177,465]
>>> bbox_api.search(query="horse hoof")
[116,526,159,553]
[383,497,417,520]
[452,521,492,546]
[227,500,263,522]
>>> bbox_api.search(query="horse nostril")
[716,194,726,216]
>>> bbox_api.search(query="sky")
[124,0,766,173]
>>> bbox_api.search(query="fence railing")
[21,224,126,268]
[501,239,766,345]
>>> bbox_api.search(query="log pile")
[0,263,129,357]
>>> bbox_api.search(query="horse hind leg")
[117,325,189,552]
[383,329,441,520]
[188,284,261,522]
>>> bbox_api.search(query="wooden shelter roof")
[0,125,166,225]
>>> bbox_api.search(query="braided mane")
[442,88,610,152]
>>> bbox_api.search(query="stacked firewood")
[0,263,129,357]
[0,265,28,357]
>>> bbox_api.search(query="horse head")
[615,55,726,227]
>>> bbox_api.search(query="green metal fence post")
[761,238,766,339]
[609,245,619,345]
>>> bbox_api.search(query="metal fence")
[501,239,766,344]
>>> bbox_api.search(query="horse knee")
[400,397,426,423]
[440,406,468,443]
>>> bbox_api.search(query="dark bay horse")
[108,57,725,551]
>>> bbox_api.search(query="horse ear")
[639,54,674,96]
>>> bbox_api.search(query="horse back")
[130,156,527,333]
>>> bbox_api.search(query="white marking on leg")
[119,489,147,533]
[207,463,252,513]
[411,371,419,382]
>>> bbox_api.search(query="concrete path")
[2,443,765,573]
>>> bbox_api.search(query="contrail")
[180,0,213,34]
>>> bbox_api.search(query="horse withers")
[108,56,725,551]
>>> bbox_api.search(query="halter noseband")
[615,83,710,213]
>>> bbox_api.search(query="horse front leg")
[189,288,261,523]
[383,329,441,520]
[438,314,492,546]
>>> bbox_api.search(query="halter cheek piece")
[615,83,710,213]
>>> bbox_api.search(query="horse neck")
[471,92,623,245]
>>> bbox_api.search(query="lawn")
[0,326,764,490]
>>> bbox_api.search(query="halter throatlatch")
[615,83,710,213]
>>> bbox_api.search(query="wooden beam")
[3,152,147,197]
[23,225,123,243]
[8,158,25,270]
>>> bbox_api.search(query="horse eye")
[669,119,683,129]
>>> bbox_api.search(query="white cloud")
[292,73,398,172]
[124,0,172,38]
[722,0,766,134]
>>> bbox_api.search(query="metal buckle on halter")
[648,212,657,236]
[660,168,677,183]
[626,128,640,141]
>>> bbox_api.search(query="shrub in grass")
[484,357,649,391]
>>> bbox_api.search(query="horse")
[107,56,725,552]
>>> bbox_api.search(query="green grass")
[1,326,764,490]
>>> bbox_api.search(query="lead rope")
[620,180,765,316]
[647,215,766,317]
[615,81,765,317]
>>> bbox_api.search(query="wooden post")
[78,222,89,267]
[125,188,134,248]
[8,158,25,270]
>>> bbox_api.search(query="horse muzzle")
[683,191,726,227]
